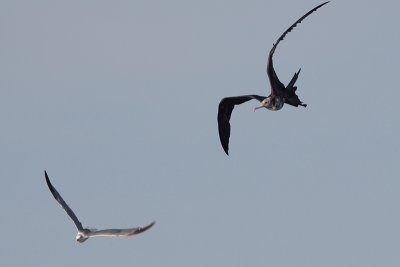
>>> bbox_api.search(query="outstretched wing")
[217,95,265,155]
[267,1,329,94]
[88,221,155,237]
[45,171,84,231]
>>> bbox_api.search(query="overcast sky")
[1,0,400,266]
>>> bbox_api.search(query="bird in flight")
[217,2,329,155]
[45,171,155,243]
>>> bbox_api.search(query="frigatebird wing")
[218,95,265,155]
[267,1,329,95]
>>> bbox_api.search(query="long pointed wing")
[45,171,84,231]
[267,2,329,93]
[217,95,265,155]
[88,221,155,237]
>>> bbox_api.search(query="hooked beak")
[254,106,263,112]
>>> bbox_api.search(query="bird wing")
[87,221,155,237]
[217,95,265,155]
[45,171,84,231]
[267,1,329,94]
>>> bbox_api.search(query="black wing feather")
[269,1,329,58]
[217,95,265,155]
[267,1,329,94]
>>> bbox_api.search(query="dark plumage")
[218,2,329,155]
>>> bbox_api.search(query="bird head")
[254,97,271,112]
[76,230,89,243]
[254,96,283,111]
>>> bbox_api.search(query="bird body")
[217,2,329,155]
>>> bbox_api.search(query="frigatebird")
[45,171,155,243]
[217,2,329,155]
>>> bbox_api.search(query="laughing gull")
[45,171,155,243]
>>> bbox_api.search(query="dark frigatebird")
[45,171,155,243]
[217,2,329,155]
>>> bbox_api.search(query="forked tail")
[286,68,301,91]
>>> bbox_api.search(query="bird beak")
[254,106,263,112]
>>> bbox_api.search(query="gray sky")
[1,0,399,266]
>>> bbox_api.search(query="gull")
[45,171,155,243]
[217,2,329,155]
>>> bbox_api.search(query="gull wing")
[87,221,155,237]
[45,171,84,231]
[267,1,329,94]
[217,95,265,155]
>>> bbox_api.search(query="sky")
[1,0,400,266]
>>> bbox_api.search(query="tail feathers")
[286,68,301,91]
[284,68,307,108]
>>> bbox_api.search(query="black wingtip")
[270,1,329,57]
[219,134,230,156]
[315,1,330,11]
[220,142,229,155]
[44,170,56,195]
[139,221,156,233]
